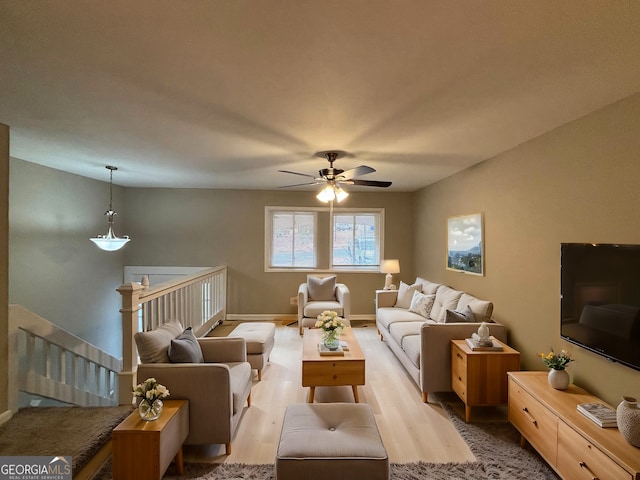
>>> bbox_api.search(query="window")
[266,206,383,271]
[267,210,316,268]
[332,213,380,267]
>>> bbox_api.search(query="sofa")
[134,320,252,455]
[375,277,507,402]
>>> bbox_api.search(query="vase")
[322,330,340,350]
[617,396,640,447]
[547,368,570,390]
[138,398,163,421]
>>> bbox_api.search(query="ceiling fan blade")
[340,165,375,180]
[278,169,317,179]
[278,181,323,188]
[346,179,392,188]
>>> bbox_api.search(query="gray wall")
[123,188,415,316]
[413,92,640,406]
[9,160,126,356]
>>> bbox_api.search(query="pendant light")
[90,166,130,251]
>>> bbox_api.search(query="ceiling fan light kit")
[90,166,130,252]
[278,150,392,203]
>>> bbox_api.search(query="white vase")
[617,396,640,447]
[477,322,490,341]
[547,368,570,390]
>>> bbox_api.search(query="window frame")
[265,206,384,273]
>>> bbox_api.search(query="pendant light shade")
[90,166,130,251]
[316,182,349,203]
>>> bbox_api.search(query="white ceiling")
[2,1,639,190]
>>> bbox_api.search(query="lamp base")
[383,273,394,290]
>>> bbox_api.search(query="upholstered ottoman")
[228,322,275,380]
[276,403,389,480]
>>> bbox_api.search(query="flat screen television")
[561,243,640,371]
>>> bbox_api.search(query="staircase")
[8,304,121,411]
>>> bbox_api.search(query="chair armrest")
[335,283,351,319]
[376,289,398,309]
[197,337,247,363]
[298,283,309,321]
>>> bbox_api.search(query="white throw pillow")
[408,291,436,319]
[395,281,423,309]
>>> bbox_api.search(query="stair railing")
[116,266,227,405]
[8,305,122,413]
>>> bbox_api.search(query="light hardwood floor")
[183,322,476,464]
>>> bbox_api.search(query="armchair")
[297,275,351,335]
[135,322,252,455]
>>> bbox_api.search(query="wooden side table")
[451,339,520,422]
[112,399,189,480]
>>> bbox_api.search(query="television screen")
[561,243,640,371]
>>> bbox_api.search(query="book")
[465,336,504,351]
[318,343,345,356]
[577,403,618,428]
[340,341,349,351]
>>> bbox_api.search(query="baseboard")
[225,314,376,322]
[0,409,14,426]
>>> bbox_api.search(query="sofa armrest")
[298,283,309,321]
[335,283,351,319]
[136,362,235,443]
[419,322,508,396]
[376,289,398,309]
[198,337,247,363]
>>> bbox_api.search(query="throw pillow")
[308,275,337,301]
[134,320,184,364]
[168,327,204,363]
[408,291,436,319]
[395,281,423,309]
[444,305,476,323]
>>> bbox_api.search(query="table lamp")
[380,259,400,290]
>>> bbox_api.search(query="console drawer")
[508,377,558,467]
[557,421,632,480]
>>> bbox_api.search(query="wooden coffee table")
[302,327,366,403]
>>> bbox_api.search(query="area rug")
[94,397,559,479]
[0,405,133,475]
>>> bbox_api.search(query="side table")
[112,399,189,480]
[451,338,520,422]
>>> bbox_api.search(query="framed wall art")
[447,213,484,276]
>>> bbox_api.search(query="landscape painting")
[447,213,484,276]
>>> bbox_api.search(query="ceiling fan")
[278,151,392,202]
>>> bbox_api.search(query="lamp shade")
[380,259,400,274]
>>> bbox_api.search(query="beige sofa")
[134,320,252,455]
[375,277,507,402]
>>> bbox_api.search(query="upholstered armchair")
[298,275,351,335]
[134,321,252,455]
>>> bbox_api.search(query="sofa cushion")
[395,281,423,309]
[431,286,464,323]
[444,305,476,323]
[389,321,424,345]
[401,334,421,368]
[376,307,426,330]
[408,291,436,319]
[308,275,336,301]
[134,320,184,364]
[304,301,344,318]
[456,293,494,321]
[415,277,441,295]
[168,327,204,363]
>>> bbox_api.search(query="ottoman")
[228,322,275,380]
[276,403,389,480]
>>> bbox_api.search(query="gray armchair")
[135,324,252,455]
[298,275,351,335]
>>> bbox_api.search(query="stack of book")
[577,403,618,428]
[465,335,503,351]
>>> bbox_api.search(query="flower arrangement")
[539,349,574,370]
[133,377,170,404]
[315,310,346,333]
